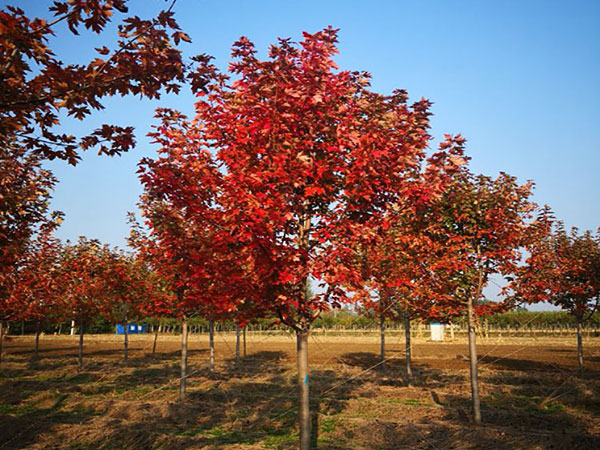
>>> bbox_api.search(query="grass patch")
[262,428,297,448]
[320,416,339,434]
[485,393,566,415]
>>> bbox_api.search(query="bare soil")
[0,332,598,449]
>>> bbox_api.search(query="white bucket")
[430,323,445,341]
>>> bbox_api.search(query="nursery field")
[0,333,599,450]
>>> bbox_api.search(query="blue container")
[115,323,148,334]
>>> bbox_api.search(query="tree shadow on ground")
[334,417,600,450]
[112,365,180,391]
[431,388,600,449]
[478,355,572,372]
[340,351,464,388]
[0,392,98,450]
[5,342,598,449]
[29,351,365,449]
[218,350,289,380]
[334,350,600,449]
[0,371,103,405]
[484,369,600,419]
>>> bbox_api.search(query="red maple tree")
[510,216,600,371]
[133,122,258,397]
[0,147,62,364]
[57,237,112,369]
[428,169,538,423]
[143,28,470,447]
[7,230,62,360]
[355,135,468,383]
[95,248,158,363]
[1,0,210,164]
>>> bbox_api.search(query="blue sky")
[7,1,599,308]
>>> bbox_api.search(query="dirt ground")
[0,332,599,449]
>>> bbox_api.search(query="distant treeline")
[7,309,600,336]
[311,310,600,329]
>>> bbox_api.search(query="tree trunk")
[296,329,310,450]
[467,297,482,423]
[152,325,159,355]
[243,326,247,357]
[78,319,84,370]
[404,313,413,387]
[450,321,455,341]
[235,324,241,362]
[209,319,215,372]
[576,316,584,373]
[180,315,188,401]
[123,318,129,364]
[70,319,75,335]
[379,315,385,365]
[0,321,4,366]
[34,321,40,360]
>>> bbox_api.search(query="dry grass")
[0,333,598,449]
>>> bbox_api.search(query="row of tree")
[13,307,599,336]
[1,3,599,448]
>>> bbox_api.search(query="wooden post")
[297,329,310,450]
[180,315,188,401]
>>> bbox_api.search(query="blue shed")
[115,323,148,334]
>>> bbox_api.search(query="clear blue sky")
[7,1,600,308]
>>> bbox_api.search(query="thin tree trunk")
[152,324,159,355]
[379,315,385,365]
[209,319,215,372]
[450,321,455,341]
[0,321,4,366]
[297,329,310,450]
[34,321,40,360]
[70,319,75,336]
[235,324,241,362]
[123,318,129,364]
[467,296,481,423]
[78,319,84,370]
[404,313,413,387]
[21,322,24,335]
[243,326,247,357]
[180,315,188,401]
[576,316,584,373]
